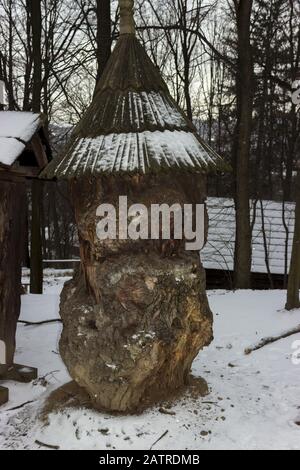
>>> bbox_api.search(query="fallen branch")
[7,400,35,411]
[35,440,60,450]
[18,319,62,326]
[150,430,169,450]
[245,324,300,355]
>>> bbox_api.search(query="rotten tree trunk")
[0,181,26,376]
[59,174,213,412]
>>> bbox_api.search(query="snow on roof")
[202,198,295,276]
[44,130,220,178]
[0,111,41,166]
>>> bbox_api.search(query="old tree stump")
[42,0,224,412]
[59,175,213,411]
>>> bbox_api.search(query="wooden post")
[119,0,135,35]
[286,170,300,310]
[0,179,37,404]
[0,180,26,375]
[0,386,8,406]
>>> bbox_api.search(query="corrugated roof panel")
[74,91,191,137]
[44,130,221,179]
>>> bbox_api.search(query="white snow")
[56,130,216,177]
[109,91,188,131]
[105,364,118,371]
[0,111,40,166]
[0,137,26,166]
[0,272,300,450]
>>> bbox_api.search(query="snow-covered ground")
[0,272,300,450]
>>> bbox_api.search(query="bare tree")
[286,170,300,310]
[28,0,43,294]
[233,0,253,289]
[96,0,112,82]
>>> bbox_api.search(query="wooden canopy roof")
[42,0,224,179]
[0,111,51,181]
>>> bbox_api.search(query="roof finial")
[119,0,135,36]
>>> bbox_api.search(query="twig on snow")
[245,325,300,355]
[18,319,62,326]
[7,400,35,411]
[35,440,60,450]
[150,430,169,450]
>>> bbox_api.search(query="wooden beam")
[0,166,40,182]
[1,364,38,383]
[0,171,24,183]
[0,386,8,406]
[29,134,49,169]
[0,181,26,373]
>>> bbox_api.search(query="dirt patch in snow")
[41,375,209,421]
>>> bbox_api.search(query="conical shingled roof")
[42,13,224,179]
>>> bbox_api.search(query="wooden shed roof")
[0,111,51,181]
[42,11,224,179]
[0,111,41,166]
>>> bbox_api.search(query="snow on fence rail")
[202,198,295,275]
[42,260,80,264]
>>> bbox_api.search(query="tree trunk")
[23,189,30,268]
[59,174,213,412]
[30,181,43,294]
[50,185,63,260]
[286,170,300,310]
[0,181,26,376]
[233,0,253,289]
[29,0,43,294]
[96,0,112,83]
[30,0,42,112]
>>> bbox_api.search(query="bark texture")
[233,0,253,289]
[59,174,213,412]
[29,0,44,294]
[286,170,300,310]
[0,181,25,376]
[96,0,111,82]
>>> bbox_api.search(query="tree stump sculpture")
[42,0,224,412]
